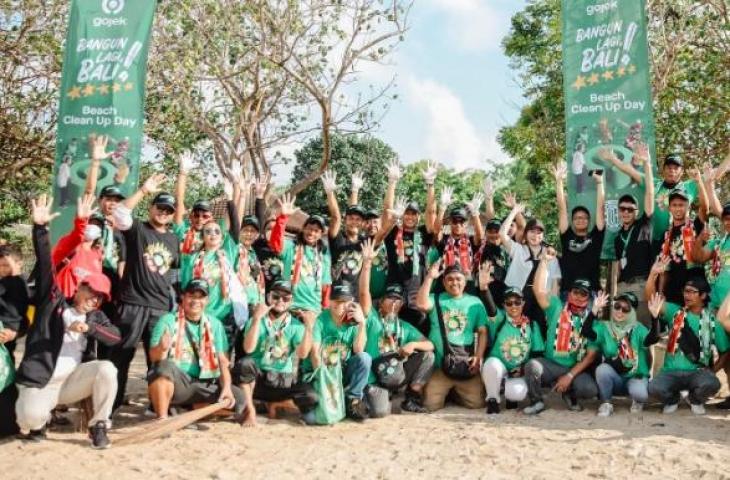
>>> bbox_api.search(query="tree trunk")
[287,105,330,196]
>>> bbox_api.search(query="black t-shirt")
[662,217,706,304]
[477,242,509,306]
[615,214,652,282]
[385,225,433,285]
[560,226,605,292]
[330,232,366,294]
[102,228,127,289]
[118,220,179,311]
[0,275,29,358]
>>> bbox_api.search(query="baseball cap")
[449,207,468,222]
[383,284,404,299]
[99,185,125,200]
[304,214,326,229]
[570,278,592,294]
[192,200,212,212]
[404,201,420,214]
[525,218,545,232]
[270,280,292,294]
[152,192,176,211]
[486,219,502,231]
[80,273,111,302]
[346,205,367,218]
[618,194,639,206]
[184,279,209,296]
[503,286,524,299]
[329,281,355,301]
[615,292,638,309]
[668,188,690,202]
[364,209,380,220]
[443,264,466,277]
[242,215,260,230]
[664,153,683,167]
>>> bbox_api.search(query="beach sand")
[2,349,730,480]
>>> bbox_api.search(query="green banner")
[52,0,156,240]
[562,0,656,260]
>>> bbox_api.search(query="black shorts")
[232,357,318,413]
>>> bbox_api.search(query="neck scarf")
[170,308,219,379]
[507,313,530,340]
[667,307,714,366]
[181,227,200,255]
[379,312,402,352]
[609,310,638,373]
[193,249,229,299]
[396,224,421,278]
[710,233,729,279]
[555,302,589,359]
[292,243,322,286]
[444,235,473,276]
[662,219,694,264]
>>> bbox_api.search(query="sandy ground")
[2,348,730,480]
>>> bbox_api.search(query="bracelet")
[566,371,575,379]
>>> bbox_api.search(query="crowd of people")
[1,136,730,449]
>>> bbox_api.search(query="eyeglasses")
[504,299,523,307]
[271,292,292,302]
[618,206,637,212]
[203,228,221,236]
[612,302,631,313]
[156,206,174,214]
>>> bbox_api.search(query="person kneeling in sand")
[233,280,318,426]
[147,280,244,425]
[523,250,599,415]
[15,195,121,449]
[359,239,434,416]
[416,262,488,412]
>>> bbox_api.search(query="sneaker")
[630,401,644,414]
[17,428,46,443]
[523,401,545,415]
[486,398,500,415]
[346,398,369,422]
[662,403,678,414]
[88,421,110,449]
[401,397,428,413]
[505,400,519,410]
[562,394,583,412]
[597,402,614,417]
[690,403,706,415]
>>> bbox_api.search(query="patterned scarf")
[193,249,229,299]
[379,313,403,353]
[238,244,265,294]
[396,225,421,278]
[507,313,530,341]
[710,234,729,280]
[292,243,322,286]
[668,308,714,366]
[554,301,589,360]
[181,227,200,255]
[443,235,473,276]
[170,308,219,379]
[608,310,638,373]
[662,219,695,264]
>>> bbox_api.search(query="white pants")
[16,360,117,432]
[480,357,528,402]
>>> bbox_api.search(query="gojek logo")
[101,0,124,15]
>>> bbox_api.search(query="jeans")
[649,369,720,405]
[594,363,648,403]
[344,353,371,400]
[524,357,598,404]
[481,357,528,402]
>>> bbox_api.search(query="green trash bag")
[0,321,15,392]
[305,356,345,425]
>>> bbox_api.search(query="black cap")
[449,207,468,222]
[685,277,710,294]
[152,192,176,211]
[270,280,292,294]
[615,292,638,309]
[664,153,683,167]
[364,209,380,220]
[89,212,107,226]
[722,203,730,218]
[443,264,466,277]
[668,188,690,202]
[503,286,524,299]
[618,194,639,206]
[329,281,354,301]
[571,206,590,218]
[570,278,592,294]
[242,215,260,230]
[525,218,545,232]
[404,201,420,214]
[304,214,326,229]
[99,185,125,200]
[346,205,367,218]
[184,279,209,296]
[192,200,212,212]
[383,284,404,299]
[486,219,502,231]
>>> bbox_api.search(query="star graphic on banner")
[588,73,600,85]
[67,86,82,99]
[602,70,614,81]
[112,83,122,92]
[572,75,587,90]
[124,82,134,91]
[628,64,637,74]
[82,84,95,96]
[617,66,626,77]
[98,84,110,95]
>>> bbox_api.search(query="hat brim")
[184,286,209,296]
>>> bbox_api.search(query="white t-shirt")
[50,308,88,381]
[57,163,71,188]
[572,151,585,175]
[504,243,561,292]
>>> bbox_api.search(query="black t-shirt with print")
[478,242,509,306]
[118,220,179,311]
[662,217,705,305]
[614,214,652,283]
[385,225,433,285]
[253,236,280,293]
[330,231,366,294]
[559,226,605,292]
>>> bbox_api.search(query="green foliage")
[396,160,487,208]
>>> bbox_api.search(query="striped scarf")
[181,227,200,255]
[292,243,322,286]
[443,235,473,276]
[193,249,229,299]
[667,308,715,366]
[662,219,695,264]
[170,308,219,379]
[396,225,421,278]
[554,304,589,360]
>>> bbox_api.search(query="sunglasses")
[271,292,292,302]
[504,299,523,307]
[618,206,637,212]
[203,228,221,236]
[613,302,631,313]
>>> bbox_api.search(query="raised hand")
[31,194,60,225]
[387,160,402,182]
[142,173,167,195]
[633,143,649,165]
[648,292,665,318]
[466,192,485,216]
[179,150,195,174]
[254,173,271,199]
[551,162,568,181]
[651,254,670,275]
[223,177,234,200]
[253,302,273,320]
[423,160,438,185]
[360,238,377,262]
[88,134,111,161]
[76,193,98,220]
[478,261,493,290]
[299,310,317,328]
[540,246,556,263]
[598,147,617,163]
[690,166,703,184]
[592,290,609,315]
[276,193,299,216]
[509,201,526,216]
[702,161,716,183]
[427,259,444,280]
[389,196,407,220]
[351,171,364,192]
[439,186,454,209]
[483,178,495,198]
[321,170,337,194]
[503,192,518,210]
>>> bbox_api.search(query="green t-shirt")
[660,302,730,372]
[543,296,598,368]
[427,292,487,366]
[364,309,425,384]
[174,219,233,275]
[244,314,304,374]
[707,235,730,309]
[302,309,359,372]
[151,312,228,378]
[486,310,545,372]
[591,321,650,378]
[280,239,332,313]
[651,178,698,242]
[369,243,389,299]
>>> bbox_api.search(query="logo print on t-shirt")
[443,310,467,335]
[144,242,173,275]
[262,334,289,368]
[262,257,284,282]
[321,341,347,366]
[568,237,592,253]
[501,337,528,364]
[335,249,363,277]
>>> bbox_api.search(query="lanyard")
[619,225,635,259]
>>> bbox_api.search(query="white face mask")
[84,224,102,242]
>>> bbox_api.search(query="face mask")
[84,224,102,242]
